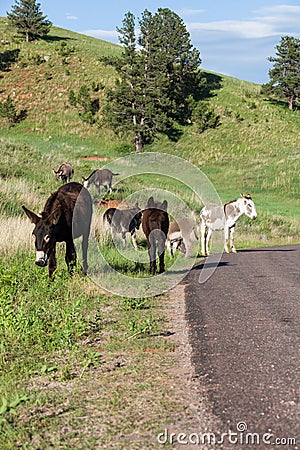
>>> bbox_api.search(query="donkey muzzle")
[35,251,48,267]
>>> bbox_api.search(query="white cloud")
[187,4,300,40]
[66,14,78,21]
[188,20,276,39]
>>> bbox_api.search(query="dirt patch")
[81,156,112,161]
[97,199,133,209]
[97,199,122,209]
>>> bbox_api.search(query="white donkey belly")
[207,218,225,231]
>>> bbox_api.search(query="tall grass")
[0,215,33,256]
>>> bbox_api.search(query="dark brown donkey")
[22,182,92,278]
[142,196,169,275]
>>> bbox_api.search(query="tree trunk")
[26,30,29,43]
[288,96,294,111]
[135,134,143,152]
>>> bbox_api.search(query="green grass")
[0,16,299,447]
[0,252,179,449]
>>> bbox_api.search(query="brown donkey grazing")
[52,162,74,183]
[142,196,169,275]
[22,182,92,278]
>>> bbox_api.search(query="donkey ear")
[22,206,40,224]
[161,200,168,211]
[240,193,244,198]
[147,196,154,208]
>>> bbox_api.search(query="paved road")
[185,245,299,446]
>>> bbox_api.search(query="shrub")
[192,101,220,133]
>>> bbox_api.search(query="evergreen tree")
[143,8,202,123]
[262,36,300,110]
[102,8,202,151]
[69,85,100,125]
[0,95,17,127]
[7,0,52,43]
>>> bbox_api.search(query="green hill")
[0,17,299,245]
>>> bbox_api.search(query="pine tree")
[143,8,202,123]
[262,36,300,110]
[7,0,52,43]
[0,95,17,127]
[102,8,202,151]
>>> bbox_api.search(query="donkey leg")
[166,239,172,256]
[121,232,127,248]
[200,221,206,256]
[184,238,193,258]
[158,251,166,273]
[224,225,230,253]
[206,228,212,255]
[82,234,89,273]
[66,240,77,274]
[230,226,237,253]
[131,230,138,250]
[148,248,157,275]
[158,236,166,273]
[148,234,157,275]
[48,248,57,279]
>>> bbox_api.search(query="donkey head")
[145,197,168,231]
[240,193,257,220]
[52,169,61,180]
[82,176,90,189]
[22,205,61,267]
[146,196,168,211]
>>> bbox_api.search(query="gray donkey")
[103,203,142,250]
[82,169,119,194]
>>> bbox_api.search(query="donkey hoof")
[232,248,237,253]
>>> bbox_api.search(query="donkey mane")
[42,191,60,217]
[224,199,237,208]
[42,188,79,223]
[85,169,97,180]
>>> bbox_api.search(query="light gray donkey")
[200,193,257,256]
[82,169,119,194]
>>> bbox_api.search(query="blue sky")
[1,1,300,84]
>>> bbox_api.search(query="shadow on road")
[192,261,230,271]
[238,248,297,253]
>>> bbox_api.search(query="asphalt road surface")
[185,245,299,447]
